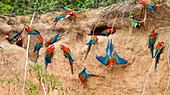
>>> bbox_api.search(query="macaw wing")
[154,49,158,58]
[96,55,110,66]
[51,33,60,43]
[87,38,94,45]
[10,33,19,40]
[113,52,128,65]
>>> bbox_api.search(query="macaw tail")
[86,72,105,78]
[149,45,154,58]
[58,33,68,38]
[69,58,74,75]
[35,34,43,42]
[154,54,160,71]
[19,27,25,34]
[153,12,158,18]
[84,44,92,60]
[50,22,57,33]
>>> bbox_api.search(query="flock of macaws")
[3,0,164,84]
[148,29,164,71]
[130,0,158,28]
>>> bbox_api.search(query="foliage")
[0,0,126,16]
[0,62,70,95]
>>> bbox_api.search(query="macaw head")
[17,37,22,41]
[111,27,116,34]
[60,45,65,50]
[109,63,113,69]
[69,9,77,18]
[44,42,49,47]
[4,35,9,39]
[160,42,165,46]
[153,29,159,34]
[92,36,98,42]
[24,25,31,31]
[50,45,55,50]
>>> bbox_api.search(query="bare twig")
[22,12,36,95]
[164,41,170,95]
[142,45,164,95]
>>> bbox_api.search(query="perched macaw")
[154,42,164,71]
[4,27,24,44]
[16,37,23,47]
[50,7,76,33]
[96,39,114,68]
[45,33,67,47]
[96,39,127,68]
[34,34,43,59]
[24,25,41,41]
[93,27,116,36]
[79,66,105,84]
[45,45,55,75]
[112,52,128,65]
[148,29,158,58]
[84,36,98,60]
[139,0,158,18]
[60,45,74,75]
[129,19,141,28]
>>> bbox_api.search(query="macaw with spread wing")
[96,39,114,68]
[79,66,105,84]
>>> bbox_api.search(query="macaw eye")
[25,26,28,29]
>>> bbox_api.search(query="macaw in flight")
[96,39,127,68]
[79,66,105,84]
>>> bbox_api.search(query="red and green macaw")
[16,37,23,47]
[34,34,43,59]
[45,33,67,47]
[96,39,127,68]
[154,42,164,71]
[79,66,105,84]
[54,7,77,18]
[50,7,77,33]
[24,25,41,40]
[4,27,24,44]
[94,27,116,36]
[139,0,158,18]
[45,45,55,75]
[84,36,98,60]
[148,29,158,58]
[96,39,114,68]
[60,45,74,75]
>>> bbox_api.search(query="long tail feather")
[153,12,158,18]
[92,74,105,78]
[150,45,154,58]
[58,33,68,38]
[69,59,74,75]
[84,45,92,60]
[50,22,57,33]
[154,58,158,71]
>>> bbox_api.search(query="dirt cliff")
[0,1,170,95]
